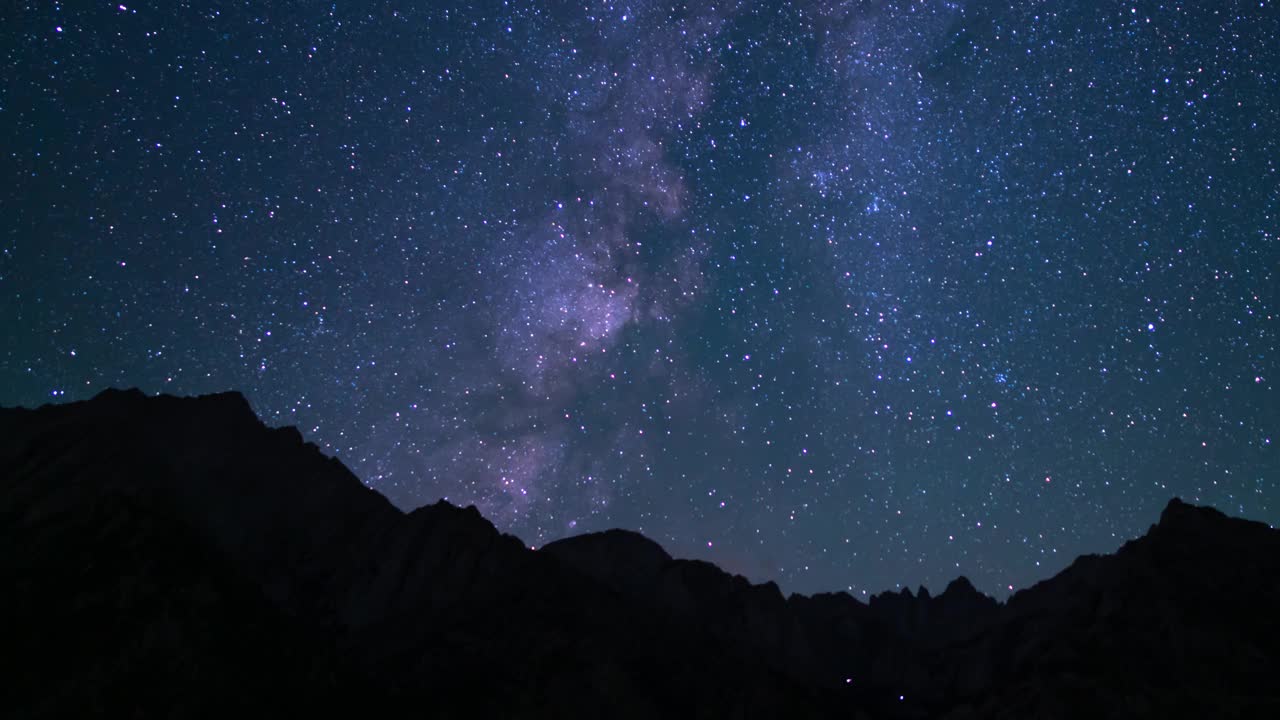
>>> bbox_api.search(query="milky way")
[3,0,1276,597]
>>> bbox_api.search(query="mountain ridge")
[3,389,1277,718]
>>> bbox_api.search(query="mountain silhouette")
[3,389,1277,718]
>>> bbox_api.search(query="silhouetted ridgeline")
[3,389,1277,718]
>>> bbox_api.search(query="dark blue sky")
[3,0,1276,598]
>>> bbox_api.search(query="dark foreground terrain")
[2,389,1277,718]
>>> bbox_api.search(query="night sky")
[3,0,1276,598]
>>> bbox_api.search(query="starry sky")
[3,0,1277,598]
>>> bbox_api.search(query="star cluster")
[2,0,1276,597]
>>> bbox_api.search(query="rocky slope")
[2,389,1276,718]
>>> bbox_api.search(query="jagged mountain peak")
[3,389,1277,719]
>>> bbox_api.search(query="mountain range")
[3,389,1277,718]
